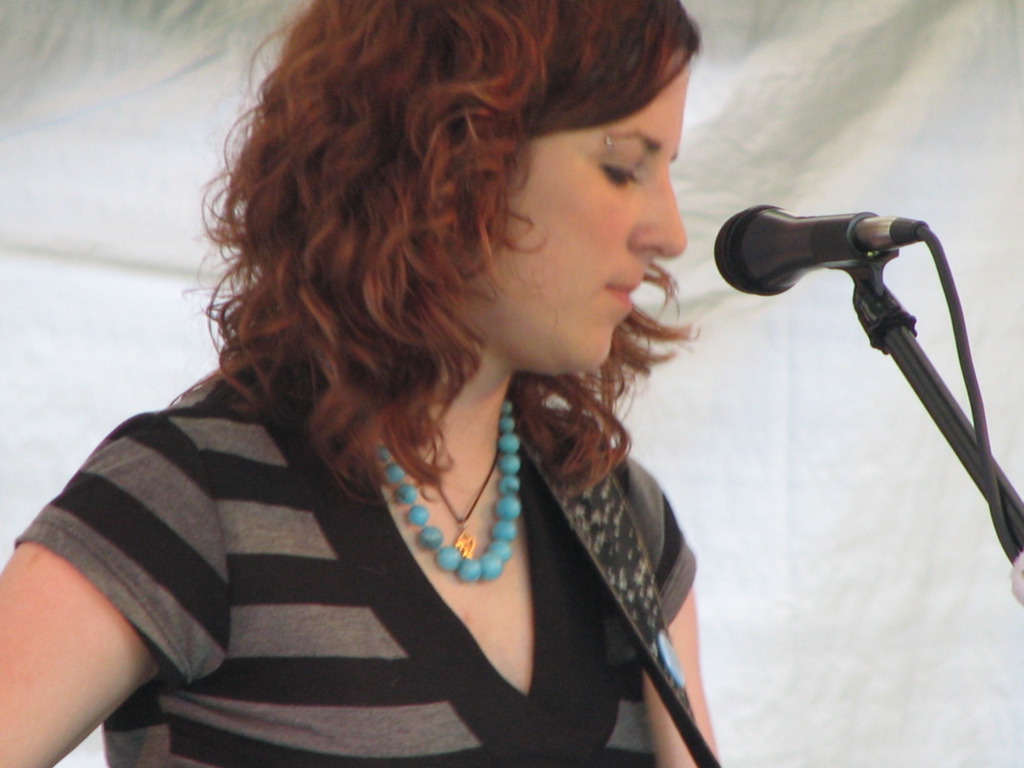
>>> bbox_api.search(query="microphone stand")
[848,264,1024,560]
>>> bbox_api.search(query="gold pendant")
[454,530,477,559]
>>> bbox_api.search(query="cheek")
[546,210,631,286]
[528,191,625,264]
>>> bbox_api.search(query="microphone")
[714,205,928,295]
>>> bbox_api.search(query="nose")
[629,175,688,260]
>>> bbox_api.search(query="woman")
[0,0,715,765]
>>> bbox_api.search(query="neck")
[432,358,512,503]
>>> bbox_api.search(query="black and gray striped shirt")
[21,387,694,767]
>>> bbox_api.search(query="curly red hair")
[204,0,700,493]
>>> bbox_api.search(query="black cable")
[918,225,1021,557]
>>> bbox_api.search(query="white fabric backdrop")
[2,1,1022,766]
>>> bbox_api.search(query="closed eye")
[601,165,639,187]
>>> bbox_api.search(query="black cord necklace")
[436,453,498,558]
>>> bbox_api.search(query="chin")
[558,344,615,376]
[513,333,615,377]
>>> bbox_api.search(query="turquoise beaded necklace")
[381,400,522,583]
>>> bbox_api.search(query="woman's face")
[474,70,690,379]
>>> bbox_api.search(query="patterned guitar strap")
[538,458,721,768]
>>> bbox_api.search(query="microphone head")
[714,206,877,296]
[714,205,793,296]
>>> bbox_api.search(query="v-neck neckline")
[267,416,542,703]
[278,426,621,756]
[372,458,543,701]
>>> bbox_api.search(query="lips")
[606,282,640,310]
[608,274,643,296]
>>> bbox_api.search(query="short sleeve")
[621,458,696,623]
[656,494,695,623]
[18,412,230,686]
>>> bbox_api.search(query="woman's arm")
[644,589,717,768]
[0,542,157,768]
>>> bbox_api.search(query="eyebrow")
[605,129,677,161]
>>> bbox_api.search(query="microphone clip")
[848,270,918,353]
